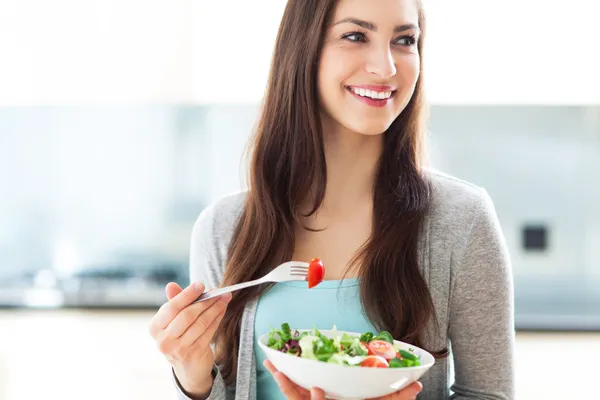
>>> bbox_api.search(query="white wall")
[0,0,194,105]
[189,0,287,105]
[425,0,600,104]
[1,0,599,105]
[192,0,600,105]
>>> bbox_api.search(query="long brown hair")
[214,0,439,383]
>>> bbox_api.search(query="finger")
[166,282,183,300]
[166,282,217,305]
[188,305,227,353]
[154,293,230,358]
[182,295,230,349]
[263,359,277,374]
[150,284,182,338]
[369,381,422,400]
[167,284,217,301]
[401,381,422,399]
[264,360,308,399]
[150,282,205,333]
[273,371,305,399]
[310,387,326,399]
[154,301,225,360]
[163,296,222,338]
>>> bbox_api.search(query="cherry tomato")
[307,258,324,288]
[367,340,397,361]
[360,355,389,368]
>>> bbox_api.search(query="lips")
[345,85,396,108]
[348,84,396,92]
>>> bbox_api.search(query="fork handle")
[192,277,266,303]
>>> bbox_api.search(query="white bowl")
[257,329,435,400]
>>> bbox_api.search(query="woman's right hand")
[149,281,232,398]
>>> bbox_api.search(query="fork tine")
[267,261,310,283]
[279,261,309,269]
[290,267,308,272]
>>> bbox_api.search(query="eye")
[394,35,417,46]
[341,32,367,43]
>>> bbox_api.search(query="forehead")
[331,0,420,26]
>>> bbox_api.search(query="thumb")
[165,282,183,300]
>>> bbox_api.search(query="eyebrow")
[333,17,419,33]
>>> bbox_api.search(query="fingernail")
[193,282,203,290]
[220,292,232,302]
[414,381,423,394]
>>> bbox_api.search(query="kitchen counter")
[0,309,597,399]
[0,309,174,400]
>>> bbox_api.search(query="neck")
[319,123,383,214]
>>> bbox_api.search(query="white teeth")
[350,87,392,100]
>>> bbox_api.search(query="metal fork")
[192,261,309,303]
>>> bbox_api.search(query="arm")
[173,364,232,400]
[172,204,236,400]
[448,189,515,400]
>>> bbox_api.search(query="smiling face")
[318,0,421,136]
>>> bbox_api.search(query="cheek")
[397,52,419,78]
[395,56,420,99]
[318,52,351,105]
[319,48,356,86]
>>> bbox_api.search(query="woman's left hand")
[264,359,327,399]
[264,360,423,400]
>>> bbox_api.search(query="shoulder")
[425,169,500,248]
[425,169,511,297]
[191,190,248,252]
[428,169,490,213]
[194,191,247,229]
[188,191,248,285]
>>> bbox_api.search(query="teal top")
[253,278,377,400]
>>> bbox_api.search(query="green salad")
[266,323,421,368]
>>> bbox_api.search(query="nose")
[365,44,397,79]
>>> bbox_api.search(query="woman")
[149,0,514,399]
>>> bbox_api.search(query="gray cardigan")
[173,171,515,399]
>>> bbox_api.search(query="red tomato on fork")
[307,258,324,288]
[367,340,397,361]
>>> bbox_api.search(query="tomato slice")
[367,340,397,361]
[307,258,324,288]
[360,355,389,368]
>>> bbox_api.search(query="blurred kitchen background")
[1,0,599,399]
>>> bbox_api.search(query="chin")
[345,120,395,136]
